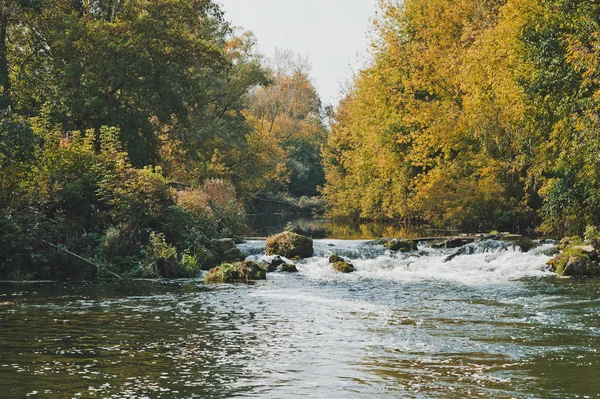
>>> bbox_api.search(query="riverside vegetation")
[0,0,326,279]
[3,0,600,281]
[322,0,600,237]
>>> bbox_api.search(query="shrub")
[175,188,218,238]
[202,179,246,237]
[584,225,600,243]
[139,232,179,278]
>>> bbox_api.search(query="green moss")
[553,248,591,276]
[558,236,584,251]
[204,261,266,284]
[265,231,313,258]
[384,238,417,252]
[328,254,343,263]
[333,261,354,273]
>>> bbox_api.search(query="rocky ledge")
[548,237,600,277]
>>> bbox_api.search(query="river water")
[1,239,599,398]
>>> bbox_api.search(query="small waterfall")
[241,239,557,285]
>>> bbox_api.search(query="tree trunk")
[0,13,11,108]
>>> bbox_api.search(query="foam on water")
[247,239,556,285]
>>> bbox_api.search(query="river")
[1,239,599,398]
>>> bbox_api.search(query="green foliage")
[0,0,296,280]
[204,260,266,284]
[138,232,179,278]
[322,0,600,235]
[584,226,600,243]
[0,120,248,279]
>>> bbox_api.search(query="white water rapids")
[240,238,556,285]
[2,238,600,399]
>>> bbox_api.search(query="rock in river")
[265,231,313,259]
[204,261,267,284]
[329,253,354,273]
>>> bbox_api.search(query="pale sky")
[217,0,378,106]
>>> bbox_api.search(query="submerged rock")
[277,263,298,273]
[513,238,537,253]
[265,231,313,259]
[384,238,417,253]
[329,253,354,273]
[258,255,286,272]
[204,261,266,284]
[427,237,473,249]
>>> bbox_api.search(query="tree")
[244,49,326,197]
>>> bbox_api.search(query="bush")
[202,179,246,237]
[584,225,600,243]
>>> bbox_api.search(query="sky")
[217,0,379,106]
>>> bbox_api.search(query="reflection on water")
[246,215,456,239]
[1,240,600,398]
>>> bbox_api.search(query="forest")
[0,0,325,279]
[2,0,600,279]
[323,0,600,236]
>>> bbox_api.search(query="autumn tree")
[244,49,326,197]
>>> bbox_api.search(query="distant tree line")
[323,0,600,236]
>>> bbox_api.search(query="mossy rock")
[514,238,537,253]
[427,237,472,249]
[265,231,313,259]
[328,254,343,263]
[204,261,267,284]
[332,261,354,273]
[222,247,246,263]
[328,253,354,273]
[212,238,237,253]
[277,263,298,273]
[384,238,417,252]
[197,248,219,271]
[558,236,584,251]
[550,247,600,277]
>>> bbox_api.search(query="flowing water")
[1,239,599,398]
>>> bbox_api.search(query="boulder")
[549,246,600,277]
[427,237,472,249]
[213,238,237,253]
[265,231,313,259]
[277,263,298,273]
[221,247,246,263]
[384,238,417,252]
[328,254,343,263]
[203,238,246,268]
[258,255,286,272]
[514,238,537,253]
[328,253,354,273]
[204,261,267,284]
[197,248,219,271]
[332,261,354,273]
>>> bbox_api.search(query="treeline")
[323,0,600,236]
[0,0,325,279]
